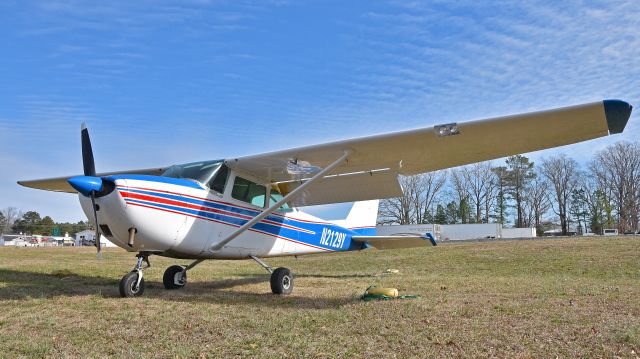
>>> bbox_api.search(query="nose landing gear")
[119,252,151,298]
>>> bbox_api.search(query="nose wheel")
[119,271,145,297]
[119,253,150,298]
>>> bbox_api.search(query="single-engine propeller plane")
[19,100,632,297]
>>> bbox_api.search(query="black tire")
[119,271,145,298]
[163,265,187,290]
[270,267,293,295]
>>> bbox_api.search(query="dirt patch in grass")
[0,236,639,357]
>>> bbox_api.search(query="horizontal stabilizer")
[352,233,436,250]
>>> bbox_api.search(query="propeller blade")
[81,124,101,258]
[90,193,102,259]
[81,123,96,177]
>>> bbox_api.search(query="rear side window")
[269,189,290,210]
[232,176,266,207]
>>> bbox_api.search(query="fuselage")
[80,174,370,259]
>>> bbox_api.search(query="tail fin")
[334,200,379,235]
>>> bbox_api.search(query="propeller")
[68,123,103,258]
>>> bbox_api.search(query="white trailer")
[440,223,502,241]
[502,227,537,238]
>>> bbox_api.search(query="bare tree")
[523,175,551,234]
[450,168,471,223]
[484,170,499,223]
[414,171,447,224]
[1,207,21,234]
[590,142,640,232]
[378,172,447,225]
[446,162,497,223]
[505,155,536,228]
[379,176,416,224]
[459,162,495,223]
[491,166,509,225]
[541,154,579,235]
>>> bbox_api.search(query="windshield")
[162,160,223,185]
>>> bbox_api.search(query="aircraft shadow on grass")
[235,272,375,279]
[0,269,354,309]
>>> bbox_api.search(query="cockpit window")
[208,164,229,194]
[162,160,223,185]
[232,176,266,207]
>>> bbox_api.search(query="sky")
[0,0,638,223]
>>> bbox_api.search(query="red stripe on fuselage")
[123,198,331,252]
[120,190,313,234]
[117,184,332,225]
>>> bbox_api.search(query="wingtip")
[81,122,87,131]
[603,99,632,134]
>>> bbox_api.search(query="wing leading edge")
[18,167,167,193]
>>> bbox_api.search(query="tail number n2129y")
[320,228,346,248]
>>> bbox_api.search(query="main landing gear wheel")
[119,271,145,297]
[163,265,187,289]
[270,267,293,295]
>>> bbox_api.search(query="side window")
[208,164,229,194]
[232,176,266,207]
[269,188,290,210]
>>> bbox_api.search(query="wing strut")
[210,150,353,252]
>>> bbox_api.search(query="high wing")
[227,99,632,203]
[18,100,632,203]
[18,167,167,193]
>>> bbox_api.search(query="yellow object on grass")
[361,285,421,301]
[365,286,399,297]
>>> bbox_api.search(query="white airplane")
[19,100,632,297]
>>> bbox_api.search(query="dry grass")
[0,236,639,358]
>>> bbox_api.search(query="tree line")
[0,207,88,236]
[379,141,640,235]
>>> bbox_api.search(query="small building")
[75,230,118,247]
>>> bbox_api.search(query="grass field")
[0,236,638,358]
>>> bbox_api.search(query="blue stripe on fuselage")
[119,186,361,252]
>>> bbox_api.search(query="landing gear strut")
[119,252,151,297]
[251,256,293,295]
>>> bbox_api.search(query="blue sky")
[0,0,638,222]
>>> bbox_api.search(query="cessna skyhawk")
[18,99,633,297]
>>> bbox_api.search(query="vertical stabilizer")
[332,200,379,235]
